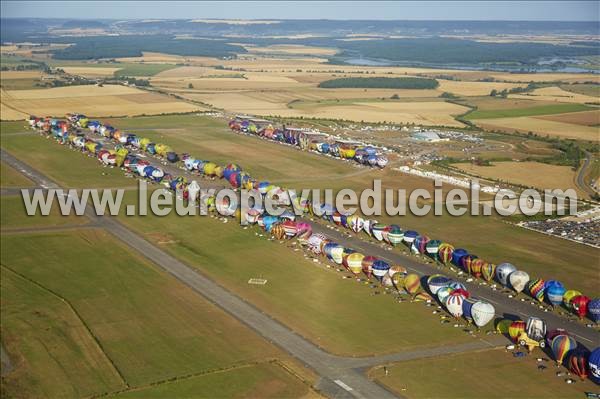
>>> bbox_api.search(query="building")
[411,131,442,142]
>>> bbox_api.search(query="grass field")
[472,116,599,141]
[509,86,600,104]
[537,110,600,126]
[1,161,33,187]
[464,103,591,120]
[113,63,177,77]
[560,83,600,97]
[1,195,89,229]
[370,348,592,399]
[452,161,580,192]
[1,229,310,397]
[1,84,204,118]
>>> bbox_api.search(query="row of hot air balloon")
[305,209,600,323]
[32,114,599,325]
[228,118,389,168]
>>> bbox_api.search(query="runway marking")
[334,380,353,392]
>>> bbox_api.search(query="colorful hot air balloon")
[425,240,442,260]
[495,263,516,286]
[472,301,495,328]
[571,295,590,319]
[371,224,386,241]
[404,274,421,295]
[413,292,433,302]
[438,243,454,265]
[568,349,590,380]
[551,334,576,365]
[344,253,365,275]
[546,328,569,347]
[588,298,600,323]
[509,270,530,294]
[469,258,485,279]
[563,290,582,310]
[427,275,452,295]
[362,256,377,279]
[271,223,286,240]
[403,230,418,246]
[528,278,546,302]
[387,225,404,246]
[445,292,465,318]
[451,248,468,267]
[460,255,478,275]
[545,280,566,307]
[372,260,390,282]
[413,235,430,254]
[589,348,600,383]
[481,262,496,282]
[451,288,470,299]
[448,281,466,291]
[436,286,453,304]
[495,319,512,335]
[509,320,526,342]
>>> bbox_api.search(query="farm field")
[1,229,312,398]
[60,66,122,77]
[472,116,599,140]
[370,348,592,399]
[1,160,33,187]
[463,103,592,120]
[508,86,600,104]
[452,161,580,193]
[537,110,600,126]
[0,84,205,119]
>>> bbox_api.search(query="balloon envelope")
[545,280,566,306]
[589,348,600,383]
[404,274,421,295]
[551,335,576,365]
[509,320,526,342]
[509,270,530,294]
[496,263,516,286]
[588,298,600,322]
[445,292,464,318]
[472,301,495,327]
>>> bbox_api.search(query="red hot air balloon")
[568,350,590,380]
[571,295,590,319]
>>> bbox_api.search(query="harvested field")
[436,80,526,96]
[61,67,121,77]
[537,109,600,126]
[473,116,599,140]
[489,72,600,83]
[1,101,28,120]
[453,161,580,193]
[0,70,43,80]
[1,85,205,117]
[244,44,338,56]
[509,86,600,104]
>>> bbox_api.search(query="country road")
[2,133,598,398]
[576,150,596,198]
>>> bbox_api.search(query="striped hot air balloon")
[282,220,298,238]
[425,239,442,260]
[436,286,454,304]
[372,260,390,282]
[344,253,365,275]
[271,223,286,240]
[551,334,577,365]
[387,225,404,246]
[404,273,421,295]
[413,235,430,254]
[509,320,526,342]
[528,278,546,302]
[438,243,454,265]
[403,230,418,246]
[372,224,386,241]
[568,349,590,381]
[445,292,464,318]
[427,275,451,295]
[469,258,485,278]
[362,256,377,279]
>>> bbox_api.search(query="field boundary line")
[0,263,130,389]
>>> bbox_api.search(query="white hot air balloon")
[509,270,530,294]
[471,301,495,328]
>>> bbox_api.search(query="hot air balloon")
[588,298,600,323]
[344,253,365,276]
[371,224,386,241]
[462,298,477,323]
[551,334,576,365]
[425,240,442,260]
[546,328,569,347]
[362,256,377,279]
[496,319,512,335]
[472,301,495,328]
[413,292,433,302]
[387,225,404,246]
[372,260,390,282]
[568,349,590,380]
[545,280,566,307]
[589,348,600,383]
[445,292,464,318]
[404,274,421,295]
[271,223,286,240]
[509,270,530,294]
[451,288,470,299]
[427,275,452,295]
[448,281,466,291]
[571,295,590,319]
[391,272,406,292]
[413,235,430,254]
[563,290,582,310]
[528,278,546,302]
[403,230,418,246]
[460,254,478,274]
[469,258,485,279]
[509,320,526,342]
[495,263,516,286]
[437,286,454,304]
[451,248,468,267]
[438,243,454,265]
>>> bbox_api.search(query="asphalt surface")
[576,151,596,197]
[3,128,598,397]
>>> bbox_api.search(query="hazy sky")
[2,1,598,21]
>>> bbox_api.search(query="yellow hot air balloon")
[271,224,286,240]
[404,273,422,295]
[495,319,512,334]
[203,162,217,176]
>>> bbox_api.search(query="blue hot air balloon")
[451,248,468,266]
[588,298,600,323]
[372,260,390,281]
[462,298,477,323]
[545,280,566,307]
[589,347,600,383]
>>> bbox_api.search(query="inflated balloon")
[481,262,496,282]
[425,240,442,260]
[545,280,566,307]
[568,349,590,380]
[462,298,477,323]
[563,290,582,309]
[362,256,377,279]
[528,278,546,302]
[388,265,407,278]
[404,274,422,295]
[509,270,530,294]
[427,275,452,295]
[445,292,464,318]
[469,258,485,278]
[495,319,512,335]
[551,334,576,365]
[588,298,600,323]
[371,224,386,241]
[372,260,390,281]
[271,223,286,240]
[571,295,590,319]
[496,263,516,286]
[403,230,418,246]
[509,320,526,342]
[546,328,569,347]
[387,225,404,246]
[391,273,406,291]
[589,348,600,383]
[460,255,478,274]
[344,253,365,275]
[438,243,454,265]
[451,288,470,299]
[413,235,430,254]
[448,281,466,291]
[330,245,345,265]
[436,286,454,304]
[451,248,468,267]
[472,301,495,328]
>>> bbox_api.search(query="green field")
[110,362,312,399]
[1,229,307,397]
[1,161,33,187]
[371,348,592,398]
[560,83,600,97]
[1,195,89,228]
[113,63,177,77]
[464,103,592,120]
